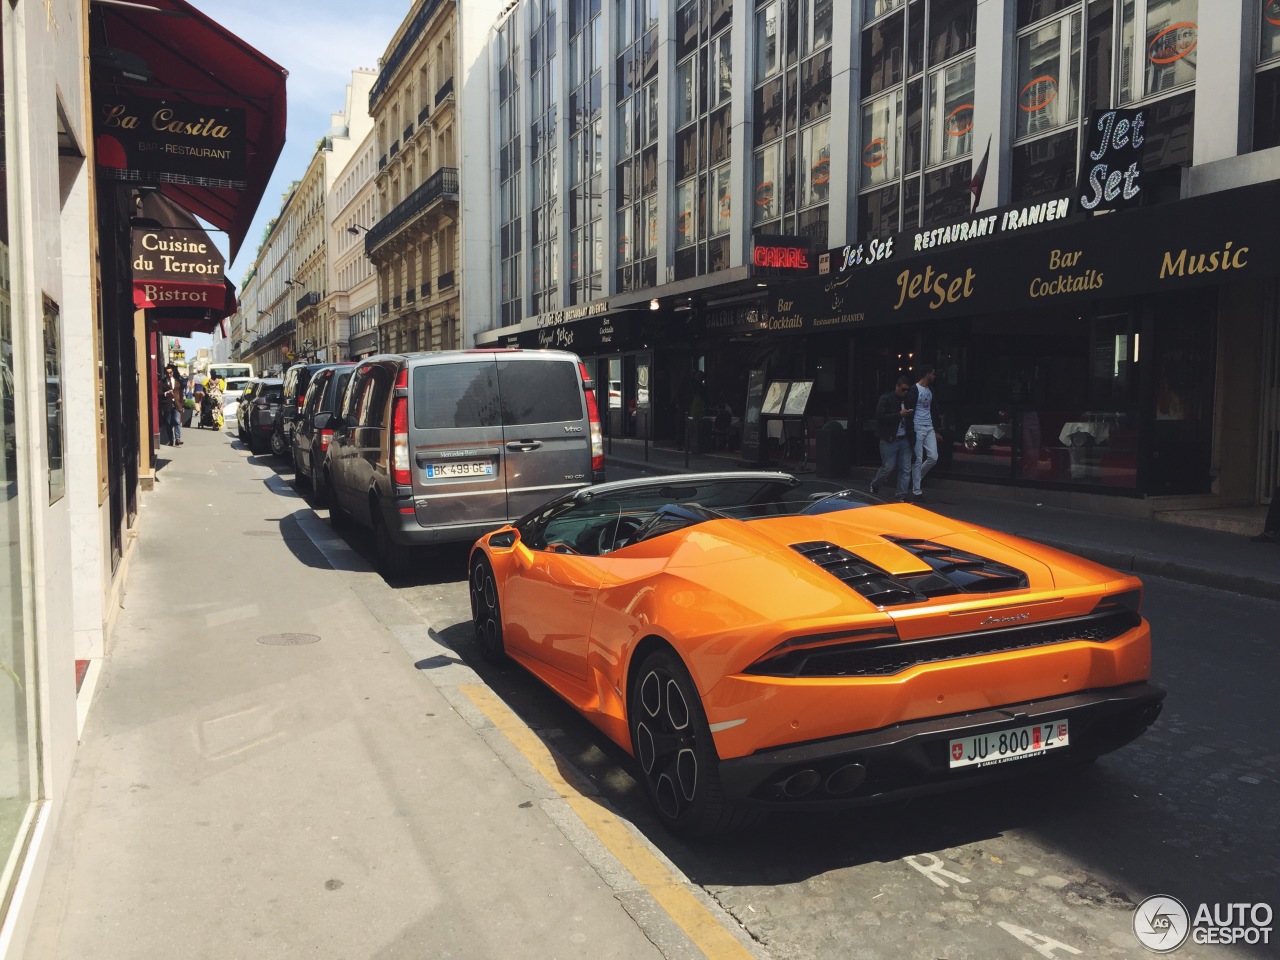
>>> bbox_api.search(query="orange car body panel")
[480,502,1153,762]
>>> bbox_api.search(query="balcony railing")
[435,76,455,107]
[418,104,430,125]
[364,167,459,255]
[389,140,399,157]
[437,271,455,291]
[378,155,387,170]
[295,290,320,312]
[369,0,447,110]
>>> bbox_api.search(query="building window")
[673,0,734,281]
[497,17,522,326]
[1010,0,1196,203]
[754,0,830,248]
[531,2,561,315]
[616,0,659,293]
[857,1,975,239]
[1254,0,1280,150]
[569,0,603,306]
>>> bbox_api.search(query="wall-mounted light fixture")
[648,298,660,311]
[347,223,372,235]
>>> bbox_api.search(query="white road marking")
[903,852,972,889]
[998,921,1083,958]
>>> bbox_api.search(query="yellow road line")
[459,683,757,960]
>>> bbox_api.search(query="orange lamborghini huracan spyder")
[468,472,1165,837]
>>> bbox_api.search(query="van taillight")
[320,429,334,451]
[392,396,410,485]
[579,361,604,473]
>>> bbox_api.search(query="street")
[269,448,1278,960]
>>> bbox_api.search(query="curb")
[605,455,1280,603]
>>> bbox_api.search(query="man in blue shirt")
[907,366,938,500]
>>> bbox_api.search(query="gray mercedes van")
[325,349,604,574]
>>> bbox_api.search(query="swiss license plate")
[949,719,1069,769]
[424,459,493,479]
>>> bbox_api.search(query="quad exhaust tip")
[772,762,868,799]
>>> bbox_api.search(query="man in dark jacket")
[870,375,914,500]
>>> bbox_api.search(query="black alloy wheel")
[372,509,411,580]
[469,554,506,663]
[629,648,758,838]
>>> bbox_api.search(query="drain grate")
[256,633,320,646]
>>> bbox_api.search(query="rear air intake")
[789,537,1028,607]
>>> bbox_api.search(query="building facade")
[333,122,380,359]
[477,0,1280,513]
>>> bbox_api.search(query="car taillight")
[392,395,410,485]
[579,361,604,474]
[320,428,333,451]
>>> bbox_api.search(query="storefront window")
[860,90,901,188]
[1015,11,1083,140]
[754,143,782,224]
[1,25,37,908]
[1254,2,1280,150]
[928,57,974,165]
[677,56,696,126]
[800,119,830,207]
[1119,0,1198,103]
[676,179,697,247]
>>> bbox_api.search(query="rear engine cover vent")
[790,537,1028,605]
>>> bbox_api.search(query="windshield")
[516,478,877,556]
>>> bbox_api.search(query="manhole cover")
[256,633,320,646]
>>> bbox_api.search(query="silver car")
[325,349,604,576]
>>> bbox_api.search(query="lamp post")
[346,223,372,235]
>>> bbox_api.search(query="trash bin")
[815,422,849,478]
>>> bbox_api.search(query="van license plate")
[948,720,1069,769]
[425,460,493,479]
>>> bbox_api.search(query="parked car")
[468,472,1165,837]
[325,349,604,576]
[271,362,349,458]
[235,377,283,454]
[291,364,355,505]
[221,376,253,426]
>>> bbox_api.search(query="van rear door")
[496,354,593,519]
[408,356,508,534]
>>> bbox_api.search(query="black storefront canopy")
[90,0,288,262]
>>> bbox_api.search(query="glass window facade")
[857,0,975,240]
[497,17,523,327]
[616,0,659,292]
[674,0,734,280]
[1010,0,1195,203]
[0,25,37,912]
[753,0,831,249]
[569,0,603,305]
[1255,0,1280,150]
[531,0,561,314]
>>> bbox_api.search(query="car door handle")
[506,440,543,452]
[572,590,593,604]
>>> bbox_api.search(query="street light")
[347,223,372,235]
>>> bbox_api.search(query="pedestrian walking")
[907,365,938,500]
[1249,485,1280,542]
[160,363,184,446]
[870,375,914,500]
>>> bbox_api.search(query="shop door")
[631,353,652,439]
[1149,312,1216,495]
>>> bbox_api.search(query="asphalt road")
[279,458,1277,960]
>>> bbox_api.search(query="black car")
[290,363,354,505]
[271,362,346,458]
[237,377,284,455]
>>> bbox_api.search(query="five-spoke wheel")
[629,648,755,837]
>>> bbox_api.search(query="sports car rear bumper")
[718,682,1165,810]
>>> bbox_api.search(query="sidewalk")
[23,428,678,960]
[604,437,1280,602]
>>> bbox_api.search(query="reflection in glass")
[928,57,975,166]
[1,23,36,893]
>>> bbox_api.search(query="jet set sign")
[1078,108,1145,213]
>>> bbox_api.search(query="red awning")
[92,0,287,261]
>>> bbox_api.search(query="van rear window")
[412,363,501,429]
[497,360,582,425]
